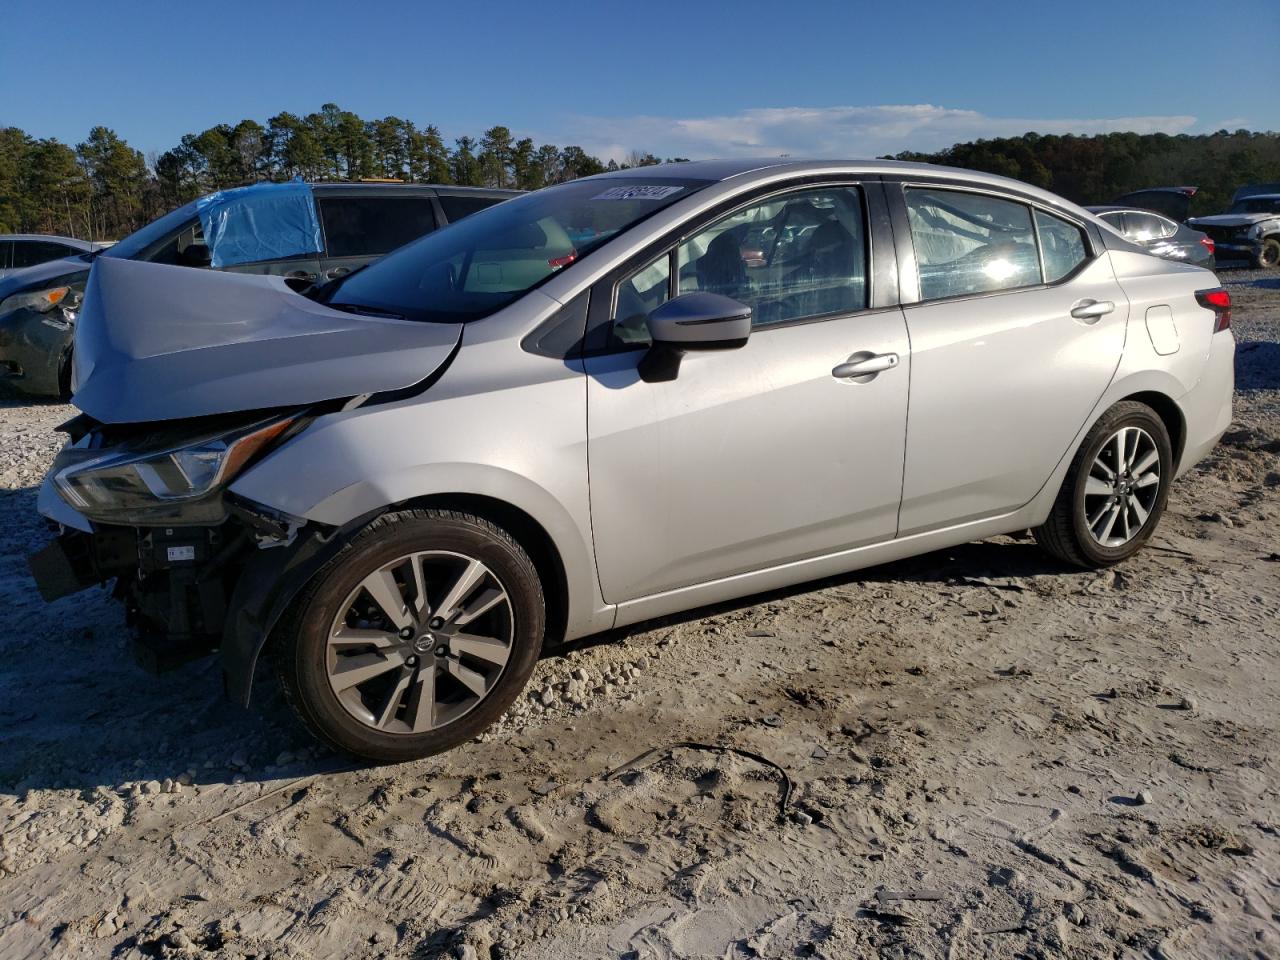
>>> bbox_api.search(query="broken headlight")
[52,413,300,525]
[0,285,74,320]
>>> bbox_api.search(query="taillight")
[1199,236,1215,255]
[548,250,577,269]
[1195,287,1231,332]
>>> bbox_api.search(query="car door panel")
[897,253,1127,534]
[586,308,910,604]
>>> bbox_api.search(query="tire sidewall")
[284,513,544,763]
[1259,238,1280,270]
[1069,408,1173,566]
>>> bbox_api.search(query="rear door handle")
[832,352,899,380]
[325,266,351,280]
[1070,299,1114,321]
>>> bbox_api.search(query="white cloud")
[554,104,1199,162]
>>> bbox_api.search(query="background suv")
[0,235,107,279]
[0,181,518,396]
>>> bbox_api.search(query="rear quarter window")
[438,194,508,223]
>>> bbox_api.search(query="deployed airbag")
[72,257,462,424]
[196,180,323,268]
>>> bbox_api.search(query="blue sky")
[4,0,1277,161]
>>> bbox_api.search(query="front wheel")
[1034,401,1173,568]
[1255,237,1280,270]
[275,509,545,763]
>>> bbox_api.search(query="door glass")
[1034,210,1088,282]
[11,240,77,268]
[677,187,867,328]
[438,194,506,223]
[905,188,1041,299]
[1122,211,1166,242]
[0,241,10,269]
[611,253,670,346]
[320,197,437,258]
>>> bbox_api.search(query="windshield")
[102,202,198,260]
[324,177,707,323]
[1229,197,1280,215]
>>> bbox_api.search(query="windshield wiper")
[328,302,407,321]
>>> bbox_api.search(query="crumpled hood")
[1187,213,1273,228]
[73,257,462,424]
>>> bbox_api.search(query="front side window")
[677,187,867,328]
[906,188,1040,300]
[612,253,670,345]
[326,177,705,324]
[1035,210,1089,282]
[320,197,437,258]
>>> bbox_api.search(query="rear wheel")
[275,509,545,763]
[1034,401,1172,568]
[1256,237,1280,270]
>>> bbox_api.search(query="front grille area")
[1200,225,1247,244]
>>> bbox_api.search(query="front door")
[894,184,1129,534]
[586,184,910,603]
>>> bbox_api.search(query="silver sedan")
[35,159,1234,762]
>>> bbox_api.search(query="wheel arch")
[1117,389,1186,466]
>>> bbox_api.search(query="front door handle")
[832,352,899,380]
[1070,299,1114,321]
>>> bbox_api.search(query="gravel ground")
[0,269,1277,960]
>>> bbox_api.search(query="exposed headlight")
[52,413,301,525]
[0,286,73,320]
[1249,223,1266,238]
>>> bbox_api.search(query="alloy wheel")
[325,550,513,734]
[1083,426,1162,548]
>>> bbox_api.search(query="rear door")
[317,192,440,283]
[891,182,1128,534]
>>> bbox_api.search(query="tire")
[1255,237,1280,270]
[1033,401,1173,569]
[275,509,545,763]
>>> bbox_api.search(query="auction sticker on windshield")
[592,185,685,201]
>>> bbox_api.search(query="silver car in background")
[31,159,1234,762]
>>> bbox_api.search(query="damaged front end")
[29,407,319,674]
[27,256,466,696]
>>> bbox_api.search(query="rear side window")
[320,197,438,259]
[906,188,1040,300]
[1123,211,1175,241]
[0,241,10,269]
[11,240,76,269]
[1035,210,1088,282]
[438,194,506,223]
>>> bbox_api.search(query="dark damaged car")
[1186,184,1280,269]
[0,180,517,396]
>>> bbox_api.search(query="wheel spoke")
[1128,495,1149,527]
[409,555,430,619]
[1087,499,1113,529]
[360,567,413,631]
[450,632,511,666]
[1114,429,1128,474]
[1097,503,1121,544]
[447,658,490,698]
[453,587,507,627]
[404,667,437,732]
[331,650,407,691]
[1084,475,1113,497]
[437,559,487,621]
[1131,449,1159,477]
[330,626,399,649]
[374,667,413,728]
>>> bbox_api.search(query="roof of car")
[305,181,521,196]
[0,234,101,248]
[587,158,1098,215]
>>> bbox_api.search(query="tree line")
[889,129,1280,217]
[0,103,676,240]
[4,112,1277,242]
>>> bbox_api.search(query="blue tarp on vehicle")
[195,180,323,268]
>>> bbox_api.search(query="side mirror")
[178,242,212,268]
[639,292,751,383]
